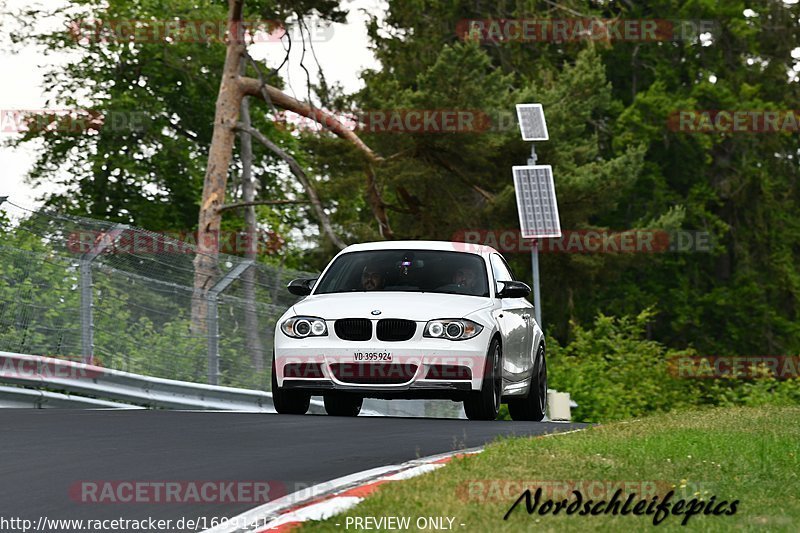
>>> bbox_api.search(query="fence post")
[207,259,255,385]
[80,224,127,364]
[79,260,93,363]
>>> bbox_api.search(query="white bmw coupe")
[272,241,547,421]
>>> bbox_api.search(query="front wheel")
[508,343,547,421]
[323,393,363,417]
[464,338,502,421]
[271,356,311,415]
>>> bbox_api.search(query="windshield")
[314,249,490,297]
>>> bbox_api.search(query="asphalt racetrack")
[0,410,586,531]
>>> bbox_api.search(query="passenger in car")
[453,265,479,291]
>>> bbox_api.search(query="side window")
[490,254,514,283]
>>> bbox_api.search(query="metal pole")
[207,259,255,385]
[80,260,93,364]
[531,239,542,329]
[207,296,220,385]
[79,224,128,364]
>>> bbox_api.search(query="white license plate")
[353,351,393,362]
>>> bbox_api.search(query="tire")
[271,356,311,415]
[464,337,502,421]
[323,393,363,417]
[508,343,547,422]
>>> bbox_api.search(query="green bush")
[546,309,800,423]
[546,309,693,422]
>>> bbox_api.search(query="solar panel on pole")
[512,165,561,239]
[516,104,549,141]
[513,103,558,331]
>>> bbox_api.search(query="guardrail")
[0,384,139,409]
[0,351,326,413]
[0,351,570,419]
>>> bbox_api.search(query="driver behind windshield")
[360,263,386,291]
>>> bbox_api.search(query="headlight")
[281,316,328,338]
[423,319,483,340]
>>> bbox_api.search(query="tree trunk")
[192,0,245,333]
[192,0,383,333]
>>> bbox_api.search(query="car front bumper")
[274,325,490,398]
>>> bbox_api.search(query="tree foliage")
[7,0,800,358]
[6,0,337,247]
[319,0,800,356]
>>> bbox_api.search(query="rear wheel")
[508,343,547,421]
[271,356,311,415]
[323,393,363,417]
[464,338,502,421]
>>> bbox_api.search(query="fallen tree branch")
[238,77,382,164]
[235,122,346,250]
[431,152,495,202]
[472,184,495,202]
[242,51,278,115]
[365,163,394,239]
[217,199,310,213]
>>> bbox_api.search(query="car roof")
[340,240,498,256]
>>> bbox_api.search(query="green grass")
[302,406,800,532]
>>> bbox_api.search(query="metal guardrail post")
[207,260,255,385]
[80,224,128,364]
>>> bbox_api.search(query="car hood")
[291,292,494,321]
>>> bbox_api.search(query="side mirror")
[287,278,317,296]
[497,280,531,299]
